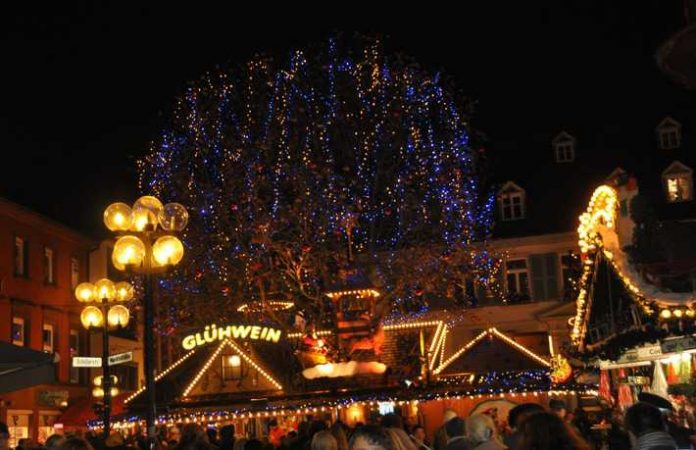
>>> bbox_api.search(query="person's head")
[311,431,337,450]
[45,435,66,450]
[518,412,589,450]
[466,414,497,444]
[18,439,31,449]
[220,425,235,442]
[411,426,425,443]
[625,402,666,438]
[105,432,125,448]
[244,439,263,450]
[180,424,208,446]
[349,426,393,450]
[549,399,567,420]
[442,409,457,426]
[330,423,349,450]
[206,429,218,443]
[444,418,465,440]
[168,426,182,443]
[269,419,278,430]
[233,438,248,450]
[380,414,403,430]
[308,420,329,440]
[57,437,95,450]
[508,403,545,430]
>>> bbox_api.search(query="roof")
[434,328,550,377]
[488,112,696,239]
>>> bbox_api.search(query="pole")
[144,271,157,450]
[101,302,111,440]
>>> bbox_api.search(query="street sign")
[72,357,102,368]
[108,352,133,366]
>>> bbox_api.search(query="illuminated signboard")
[182,324,283,350]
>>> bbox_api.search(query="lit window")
[14,237,27,277]
[12,317,25,346]
[44,247,55,284]
[69,329,80,383]
[555,142,575,163]
[222,354,242,381]
[43,323,54,353]
[71,257,80,289]
[662,161,693,203]
[500,192,525,221]
[506,259,529,295]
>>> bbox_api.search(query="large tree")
[139,37,496,332]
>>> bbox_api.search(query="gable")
[434,328,549,377]
[498,181,525,195]
[656,116,681,131]
[182,339,283,398]
[552,131,575,144]
[663,161,693,176]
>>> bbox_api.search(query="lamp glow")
[95,279,116,301]
[152,236,184,266]
[228,355,241,367]
[114,282,134,302]
[107,305,130,328]
[132,196,163,231]
[112,235,146,270]
[75,282,96,303]
[104,203,133,232]
[81,306,104,329]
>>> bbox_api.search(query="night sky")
[0,1,688,235]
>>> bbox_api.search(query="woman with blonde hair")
[466,414,505,450]
[311,431,337,450]
[385,428,418,450]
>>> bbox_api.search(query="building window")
[12,317,25,346]
[43,324,54,352]
[662,161,693,203]
[506,259,529,297]
[552,131,576,163]
[222,354,242,381]
[69,329,80,383]
[501,192,525,221]
[529,253,560,300]
[14,237,28,277]
[555,142,575,163]
[656,117,682,149]
[44,247,55,285]
[71,257,80,289]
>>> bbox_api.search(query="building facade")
[0,197,93,445]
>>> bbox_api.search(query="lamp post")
[103,196,188,450]
[75,279,134,439]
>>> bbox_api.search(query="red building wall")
[0,197,94,444]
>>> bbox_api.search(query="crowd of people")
[0,398,691,450]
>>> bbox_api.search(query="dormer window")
[498,181,526,221]
[552,131,575,163]
[663,161,693,202]
[656,116,682,150]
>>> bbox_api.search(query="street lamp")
[75,279,134,439]
[104,196,188,449]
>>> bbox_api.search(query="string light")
[434,327,550,375]
[125,349,197,404]
[182,338,282,396]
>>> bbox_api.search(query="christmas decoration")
[138,36,496,329]
[550,355,573,384]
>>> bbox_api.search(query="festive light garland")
[182,338,283,396]
[237,301,295,313]
[434,327,550,375]
[138,36,496,327]
[125,349,197,404]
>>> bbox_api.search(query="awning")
[0,341,56,394]
[57,394,128,427]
